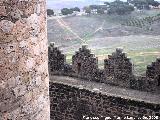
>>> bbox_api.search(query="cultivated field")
[47,10,160,75]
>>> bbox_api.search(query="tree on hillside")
[128,0,160,9]
[97,9,105,14]
[89,5,108,11]
[147,0,159,7]
[47,9,54,16]
[71,7,80,12]
[74,7,80,12]
[89,5,100,10]
[61,8,73,15]
[129,0,149,9]
[108,0,134,15]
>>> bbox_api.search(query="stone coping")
[50,75,160,105]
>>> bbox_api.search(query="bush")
[47,9,54,16]
[71,7,80,12]
[129,0,159,10]
[61,8,73,15]
[97,9,105,14]
[108,0,134,15]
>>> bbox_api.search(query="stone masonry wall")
[72,45,98,80]
[50,81,160,120]
[0,0,50,119]
[146,58,160,86]
[48,42,66,72]
[104,48,133,87]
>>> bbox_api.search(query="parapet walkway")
[50,75,160,105]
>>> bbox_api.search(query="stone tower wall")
[0,0,50,119]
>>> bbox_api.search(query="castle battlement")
[49,43,160,93]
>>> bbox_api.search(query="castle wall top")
[49,44,159,92]
[50,75,160,105]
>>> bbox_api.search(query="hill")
[47,10,160,75]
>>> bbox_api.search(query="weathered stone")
[10,7,23,20]
[72,45,98,80]
[0,0,49,119]
[48,42,66,72]
[104,48,133,88]
[50,81,160,120]
[0,6,7,16]
[146,58,160,87]
[0,20,14,33]
[25,57,36,71]
[13,85,27,97]
[7,77,16,88]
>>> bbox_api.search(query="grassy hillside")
[47,10,160,75]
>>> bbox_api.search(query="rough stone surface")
[48,42,66,72]
[0,0,50,119]
[104,48,133,87]
[50,76,160,120]
[146,58,160,86]
[72,45,98,80]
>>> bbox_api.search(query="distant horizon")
[47,0,160,10]
[47,0,127,10]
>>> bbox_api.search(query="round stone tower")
[0,0,50,119]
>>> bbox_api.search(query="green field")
[47,10,160,75]
[63,36,160,76]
